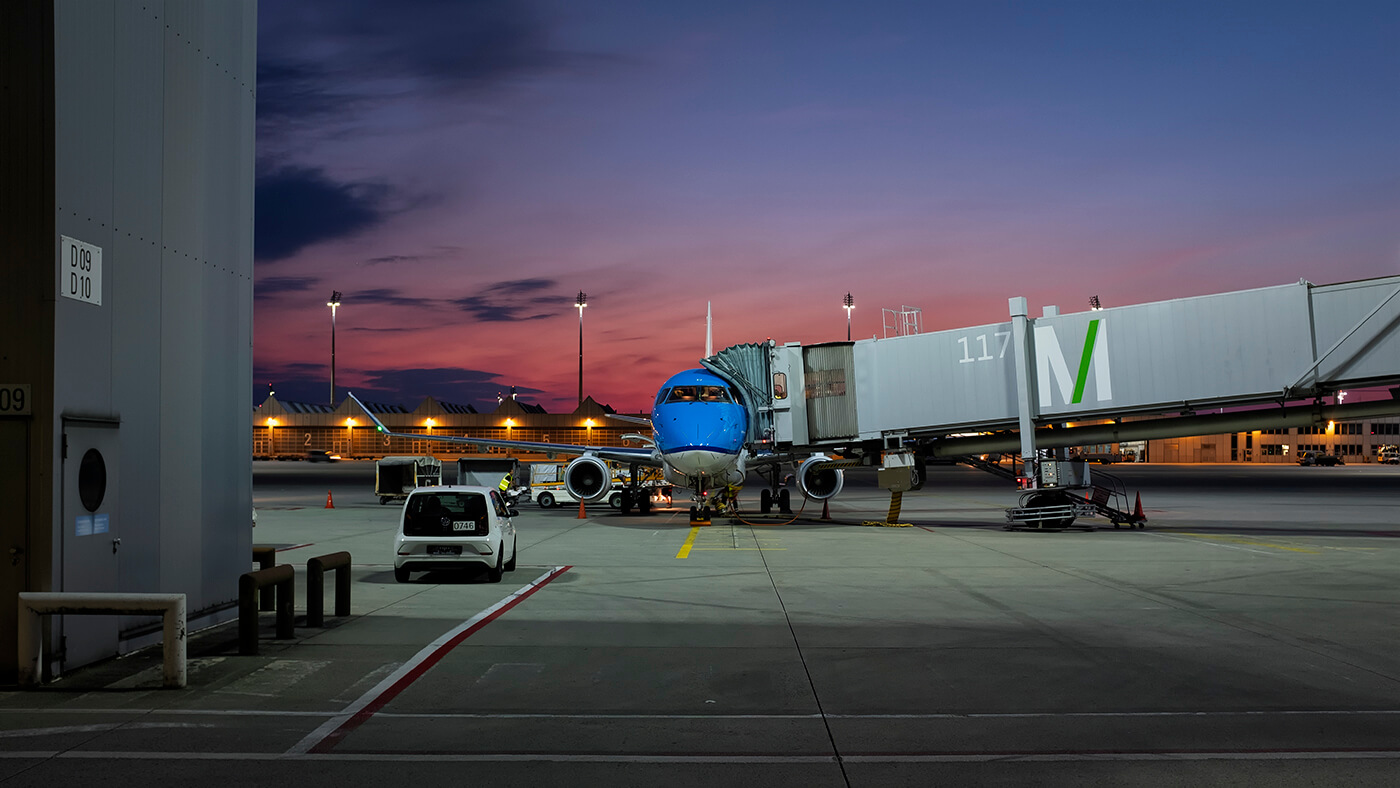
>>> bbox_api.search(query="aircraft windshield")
[665,386,732,403]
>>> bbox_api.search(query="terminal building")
[1071,414,1400,464]
[255,394,651,462]
[2,2,255,682]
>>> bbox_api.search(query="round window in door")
[79,448,107,512]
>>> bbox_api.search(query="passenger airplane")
[348,366,843,522]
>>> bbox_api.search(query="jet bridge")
[706,274,1400,518]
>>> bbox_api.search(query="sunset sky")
[254,0,1400,414]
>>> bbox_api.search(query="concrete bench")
[17,592,186,688]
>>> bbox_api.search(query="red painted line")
[308,565,572,754]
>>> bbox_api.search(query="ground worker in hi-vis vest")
[499,473,513,492]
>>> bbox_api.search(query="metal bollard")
[306,551,352,627]
[251,546,277,611]
[238,564,295,655]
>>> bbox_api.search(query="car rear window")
[404,492,489,536]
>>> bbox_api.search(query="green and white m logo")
[1034,319,1112,408]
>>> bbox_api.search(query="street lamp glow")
[842,293,854,341]
[425,418,435,428]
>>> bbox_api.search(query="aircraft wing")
[348,392,661,468]
[605,413,652,426]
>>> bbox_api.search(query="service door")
[60,422,121,671]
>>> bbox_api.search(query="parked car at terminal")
[393,486,517,583]
[1298,451,1344,466]
[305,449,339,462]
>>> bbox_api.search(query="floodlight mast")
[576,291,588,406]
[328,291,342,404]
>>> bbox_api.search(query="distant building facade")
[1147,416,1400,463]
[255,394,651,461]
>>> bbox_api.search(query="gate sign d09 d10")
[58,235,102,306]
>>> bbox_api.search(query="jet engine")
[796,455,844,500]
[564,455,613,503]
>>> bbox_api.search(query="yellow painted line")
[1176,532,1323,554]
[676,527,700,559]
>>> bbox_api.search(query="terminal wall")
[0,1,255,679]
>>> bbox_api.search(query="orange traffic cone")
[1132,492,1144,521]
[821,500,830,520]
[325,491,334,509]
[577,500,587,519]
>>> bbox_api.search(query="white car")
[393,486,518,583]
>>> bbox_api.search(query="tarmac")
[3,460,1400,786]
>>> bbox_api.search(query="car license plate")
[428,545,461,556]
[451,521,474,532]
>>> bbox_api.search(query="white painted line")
[8,708,1400,721]
[1148,532,1285,556]
[2,750,1399,764]
[285,565,571,756]
[0,722,212,739]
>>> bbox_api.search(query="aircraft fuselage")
[650,368,747,490]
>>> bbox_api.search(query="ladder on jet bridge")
[1004,466,1144,531]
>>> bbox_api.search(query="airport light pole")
[843,293,854,341]
[576,291,587,406]
[328,291,342,405]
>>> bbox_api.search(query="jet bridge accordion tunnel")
[705,275,1400,520]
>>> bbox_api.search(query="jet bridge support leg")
[878,448,916,524]
[1009,297,1039,488]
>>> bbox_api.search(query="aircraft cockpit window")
[699,386,731,402]
[666,386,698,403]
[655,388,672,407]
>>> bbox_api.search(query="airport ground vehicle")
[1377,445,1399,464]
[393,486,517,583]
[376,455,443,504]
[1298,451,1344,467]
[529,461,629,509]
[305,450,339,462]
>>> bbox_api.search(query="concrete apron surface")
[3,463,1400,786]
